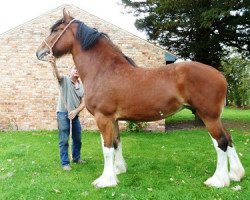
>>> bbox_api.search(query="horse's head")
[36,9,76,61]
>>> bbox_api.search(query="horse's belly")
[118,109,177,121]
[118,97,182,121]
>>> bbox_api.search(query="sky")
[0,0,146,38]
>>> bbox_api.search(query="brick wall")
[0,4,166,131]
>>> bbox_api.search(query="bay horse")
[36,9,245,188]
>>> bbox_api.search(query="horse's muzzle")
[36,49,50,61]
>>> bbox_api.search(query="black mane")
[75,20,103,50]
[50,19,137,67]
[75,21,138,67]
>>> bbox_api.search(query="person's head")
[70,66,79,79]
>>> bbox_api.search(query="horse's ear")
[63,8,71,22]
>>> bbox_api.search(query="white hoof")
[229,167,245,181]
[115,163,127,175]
[204,175,230,188]
[92,174,118,188]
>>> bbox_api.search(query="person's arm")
[68,98,85,120]
[47,55,62,82]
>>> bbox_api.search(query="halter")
[43,19,76,56]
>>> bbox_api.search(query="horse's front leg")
[92,116,118,188]
[113,121,127,175]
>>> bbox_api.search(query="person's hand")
[47,55,56,65]
[68,110,78,120]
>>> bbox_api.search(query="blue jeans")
[57,112,82,166]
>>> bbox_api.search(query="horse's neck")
[72,38,129,79]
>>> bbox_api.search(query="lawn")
[0,108,249,200]
[166,107,250,123]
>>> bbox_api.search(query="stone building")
[0,4,167,131]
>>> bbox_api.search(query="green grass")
[221,107,250,122]
[166,108,195,123]
[0,108,249,199]
[166,107,250,123]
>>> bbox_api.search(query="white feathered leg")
[204,138,230,188]
[227,145,245,181]
[114,142,127,175]
[92,136,118,188]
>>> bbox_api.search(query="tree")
[222,57,250,107]
[121,0,250,68]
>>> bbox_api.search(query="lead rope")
[43,19,76,161]
[56,77,73,161]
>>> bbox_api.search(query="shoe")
[62,165,72,171]
[72,159,86,164]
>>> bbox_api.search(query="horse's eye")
[52,29,58,33]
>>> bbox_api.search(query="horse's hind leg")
[113,121,127,175]
[202,118,245,187]
[202,119,230,187]
[224,127,245,181]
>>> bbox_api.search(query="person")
[48,56,85,171]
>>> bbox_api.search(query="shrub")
[125,121,148,132]
[221,57,250,108]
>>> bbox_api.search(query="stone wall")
[0,4,166,131]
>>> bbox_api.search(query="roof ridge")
[0,4,73,36]
[0,4,176,56]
